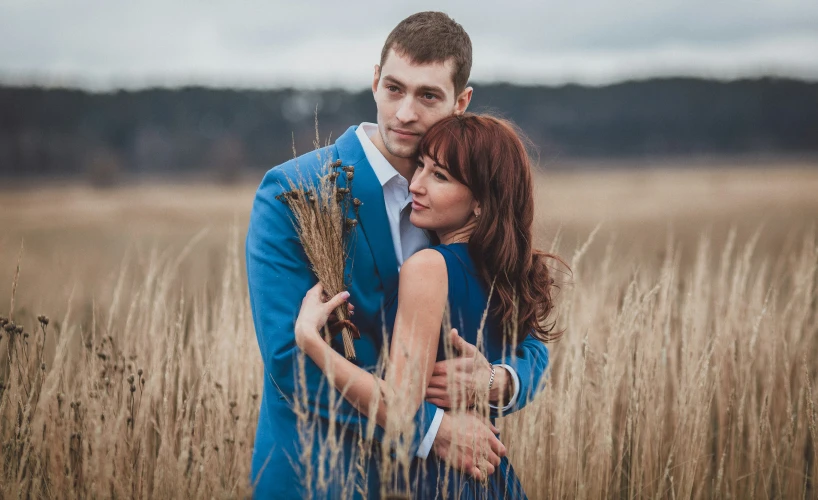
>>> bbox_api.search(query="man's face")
[372,49,471,160]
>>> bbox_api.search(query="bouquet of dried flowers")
[277,156,361,361]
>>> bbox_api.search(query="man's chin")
[385,143,419,160]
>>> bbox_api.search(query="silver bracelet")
[488,365,496,392]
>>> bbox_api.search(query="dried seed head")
[4,322,15,333]
[97,353,107,361]
[130,384,136,393]
[346,172,354,181]
[337,187,350,195]
[23,331,29,339]
[57,393,65,404]
[100,414,105,422]
[137,368,143,376]
[328,172,339,182]
[352,198,362,208]
[251,393,259,400]
[127,375,135,384]
[331,159,343,168]
[229,401,237,408]
[0,316,8,326]
[37,315,49,326]
[345,218,358,230]
[41,363,46,371]
[215,382,223,390]
[342,166,355,173]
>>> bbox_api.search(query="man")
[246,12,549,498]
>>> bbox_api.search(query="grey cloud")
[1,0,816,88]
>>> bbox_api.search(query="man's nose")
[395,97,418,124]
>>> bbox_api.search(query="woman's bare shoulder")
[400,248,447,277]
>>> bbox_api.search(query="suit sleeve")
[246,167,439,454]
[488,335,549,417]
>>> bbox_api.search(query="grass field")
[1,164,817,498]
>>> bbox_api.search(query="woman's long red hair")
[418,114,567,343]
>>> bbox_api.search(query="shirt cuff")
[488,363,520,412]
[415,407,444,459]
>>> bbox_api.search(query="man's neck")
[369,127,415,182]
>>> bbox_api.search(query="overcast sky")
[1,0,817,90]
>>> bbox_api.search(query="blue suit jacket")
[246,126,550,498]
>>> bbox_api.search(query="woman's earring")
[474,211,481,219]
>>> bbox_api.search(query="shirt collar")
[356,122,402,187]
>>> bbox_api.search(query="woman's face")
[409,154,478,241]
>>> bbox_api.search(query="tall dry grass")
[1,166,817,498]
[1,228,260,498]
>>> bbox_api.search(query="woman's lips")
[411,200,428,210]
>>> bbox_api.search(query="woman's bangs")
[418,120,469,185]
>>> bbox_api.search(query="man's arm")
[493,335,549,413]
[246,166,439,454]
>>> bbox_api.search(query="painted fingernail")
[341,291,350,299]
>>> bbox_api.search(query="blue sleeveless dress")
[386,243,528,499]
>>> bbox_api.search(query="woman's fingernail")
[341,291,350,299]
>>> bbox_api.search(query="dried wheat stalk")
[277,157,361,360]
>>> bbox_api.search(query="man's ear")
[372,65,381,96]
[454,86,473,116]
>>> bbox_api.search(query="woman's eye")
[434,172,448,181]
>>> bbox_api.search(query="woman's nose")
[409,172,425,194]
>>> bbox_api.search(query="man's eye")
[387,85,400,93]
[423,93,438,100]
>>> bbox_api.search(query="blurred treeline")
[1,77,816,182]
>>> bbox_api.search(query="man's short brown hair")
[379,12,472,95]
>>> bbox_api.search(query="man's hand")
[432,412,505,480]
[426,329,511,409]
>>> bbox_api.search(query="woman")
[294,114,565,498]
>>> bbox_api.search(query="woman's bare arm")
[295,249,447,428]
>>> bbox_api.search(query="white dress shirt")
[355,123,519,459]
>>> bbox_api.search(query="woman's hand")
[294,283,350,350]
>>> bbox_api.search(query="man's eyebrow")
[381,75,405,87]
[382,75,447,96]
[417,85,446,96]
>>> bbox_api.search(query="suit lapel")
[335,126,400,294]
